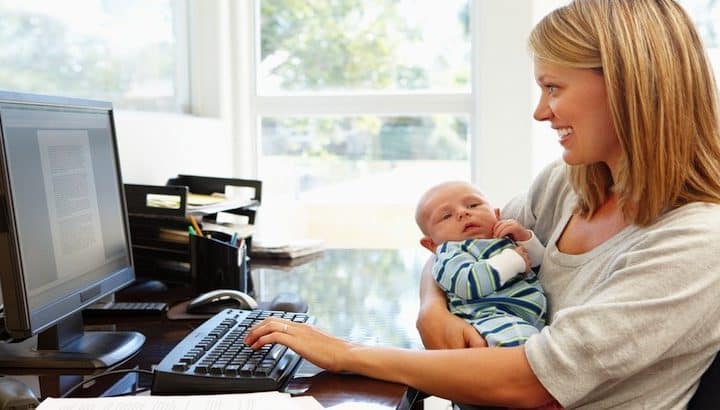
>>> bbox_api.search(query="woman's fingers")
[244,317,350,373]
[244,317,291,347]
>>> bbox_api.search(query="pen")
[188,226,197,236]
[188,215,204,237]
[230,232,238,247]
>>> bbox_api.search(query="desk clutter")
[124,175,260,294]
[250,238,324,260]
[1,249,424,408]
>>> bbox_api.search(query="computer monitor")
[0,90,144,369]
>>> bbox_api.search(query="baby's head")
[415,181,499,252]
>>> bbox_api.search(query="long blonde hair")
[529,0,720,225]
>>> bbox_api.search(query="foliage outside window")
[0,0,183,111]
[259,0,469,93]
[256,0,471,249]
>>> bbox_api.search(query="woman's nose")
[533,97,552,122]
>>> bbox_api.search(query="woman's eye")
[545,84,557,95]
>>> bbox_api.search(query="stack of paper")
[38,391,323,410]
[250,238,325,259]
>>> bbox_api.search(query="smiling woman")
[533,62,620,171]
[245,1,720,408]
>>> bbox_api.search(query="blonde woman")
[247,1,720,408]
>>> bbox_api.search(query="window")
[254,0,471,248]
[680,0,720,81]
[0,0,187,111]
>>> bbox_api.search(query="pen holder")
[190,231,250,294]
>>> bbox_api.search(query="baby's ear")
[420,237,437,253]
[494,208,501,219]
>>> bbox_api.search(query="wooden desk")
[6,248,429,408]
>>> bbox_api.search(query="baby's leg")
[470,315,540,347]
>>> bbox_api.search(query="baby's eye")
[441,213,452,220]
[468,203,480,209]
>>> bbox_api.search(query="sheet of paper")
[292,396,325,410]
[187,192,226,206]
[37,391,306,410]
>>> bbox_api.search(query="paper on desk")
[186,192,226,206]
[38,391,324,410]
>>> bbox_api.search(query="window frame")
[231,1,549,206]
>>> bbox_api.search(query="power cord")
[60,368,155,398]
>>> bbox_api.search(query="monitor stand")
[0,312,145,369]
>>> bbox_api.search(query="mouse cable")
[60,368,155,398]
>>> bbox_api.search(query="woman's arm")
[416,256,486,349]
[245,317,554,407]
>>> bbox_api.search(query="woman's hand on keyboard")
[245,317,354,373]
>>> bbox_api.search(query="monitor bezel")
[0,90,136,340]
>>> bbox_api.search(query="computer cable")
[60,368,154,398]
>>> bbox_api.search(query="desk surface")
[11,248,431,408]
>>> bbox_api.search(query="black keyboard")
[83,302,168,316]
[152,308,313,394]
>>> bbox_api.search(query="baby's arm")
[433,240,528,300]
[494,219,545,267]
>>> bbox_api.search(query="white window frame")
[224,0,555,206]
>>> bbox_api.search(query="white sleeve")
[486,248,527,283]
[516,230,545,267]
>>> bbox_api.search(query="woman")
[246,0,720,407]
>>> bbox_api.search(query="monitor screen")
[0,91,143,369]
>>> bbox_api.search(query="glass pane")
[0,0,182,111]
[257,115,470,249]
[259,0,470,93]
[680,0,720,81]
[681,0,719,48]
[253,248,428,349]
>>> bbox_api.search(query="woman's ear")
[420,237,437,253]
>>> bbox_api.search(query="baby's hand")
[493,219,532,242]
[515,246,531,273]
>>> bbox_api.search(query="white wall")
[112,1,239,187]
[472,1,535,207]
[114,110,234,185]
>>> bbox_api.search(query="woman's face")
[533,59,622,171]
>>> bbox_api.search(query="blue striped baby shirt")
[433,237,547,346]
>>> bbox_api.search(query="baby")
[415,181,546,346]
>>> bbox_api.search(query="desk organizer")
[124,175,261,292]
[190,231,250,294]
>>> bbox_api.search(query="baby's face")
[420,183,498,245]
